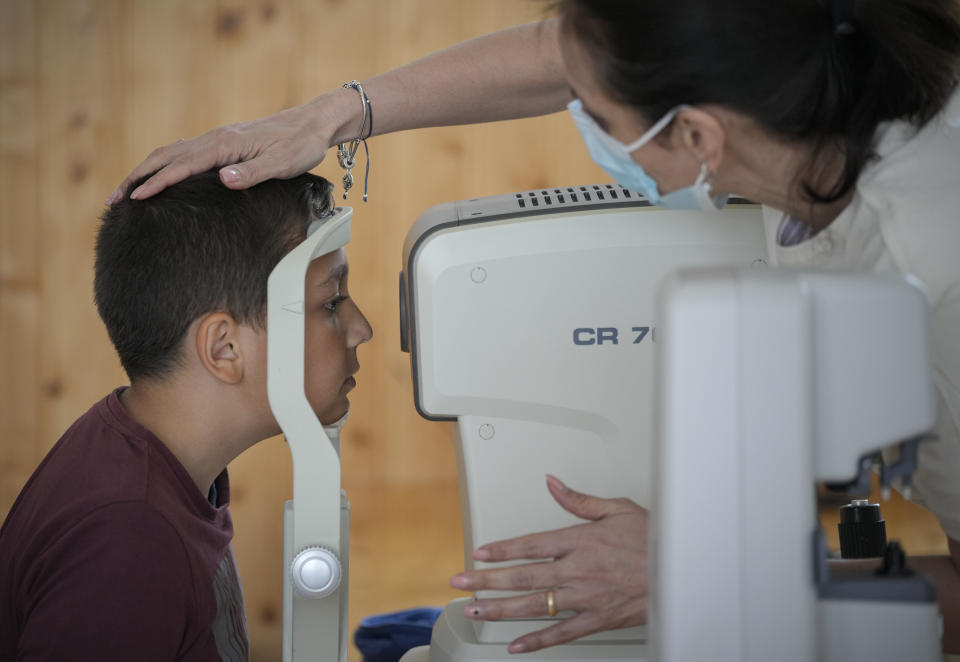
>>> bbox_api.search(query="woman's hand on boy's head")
[107,93,346,205]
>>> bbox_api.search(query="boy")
[0,171,372,661]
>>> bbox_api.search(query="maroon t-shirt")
[0,389,249,661]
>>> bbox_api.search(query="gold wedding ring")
[546,588,557,617]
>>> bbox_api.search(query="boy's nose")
[348,303,373,347]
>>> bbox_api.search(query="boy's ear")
[195,312,245,385]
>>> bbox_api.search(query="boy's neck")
[118,377,269,497]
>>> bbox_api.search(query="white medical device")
[396,187,941,661]
[397,186,768,660]
[654,267,939,662]
[268,206,353,662]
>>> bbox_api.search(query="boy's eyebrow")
[318,263,348,287]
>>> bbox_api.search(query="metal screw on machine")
[838,499,887,558]
[290,546,342,598]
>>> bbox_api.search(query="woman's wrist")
[304,86,365,149]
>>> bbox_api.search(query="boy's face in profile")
[301,248,373,424]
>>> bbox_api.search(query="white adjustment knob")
[290,546,342,599]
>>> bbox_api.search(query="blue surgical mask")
[567,98,728,212]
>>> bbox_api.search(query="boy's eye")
[324,295,348,312]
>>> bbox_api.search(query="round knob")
[290,546,342,598]
[838,500,887,559]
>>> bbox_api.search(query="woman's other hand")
[449,475,648,654]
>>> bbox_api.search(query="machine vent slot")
[510,185,643,210]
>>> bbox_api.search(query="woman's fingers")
[463,588,561,621]
[469,477,644,565]
[107,138,195,204]
[129,151,225,200]
[470,525,579,564]
[463,585,595,621]
[465,584,648,653]
[506,602,646,654]
[545,474,639,521]
[451,558,561,592]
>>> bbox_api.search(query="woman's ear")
[195,312,245,385]
[673,108,725,173]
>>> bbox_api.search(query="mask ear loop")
[622,105,691,155]
[696,162,712,188]
[695,162,729,212]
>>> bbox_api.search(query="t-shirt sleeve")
[913,284,960,542]
[16,501,196,661]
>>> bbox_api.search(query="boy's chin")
[317,400,350,426]
[260,398,349,438]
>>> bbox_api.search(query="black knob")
[838,499,887,558]
[876,541,913,577]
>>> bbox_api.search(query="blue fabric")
[353,607,442,662]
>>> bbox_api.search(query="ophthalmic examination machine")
[265,186,942,661]
[394,186,941,661]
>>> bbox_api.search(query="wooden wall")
[0,1,607,659]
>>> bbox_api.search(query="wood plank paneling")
[34,0,128,447]
[0,2,949,661]
[0,0,42,516]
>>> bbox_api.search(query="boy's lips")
[343,376,357,390]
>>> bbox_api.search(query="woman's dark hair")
[555,0,960,203]
[94,171,334,381]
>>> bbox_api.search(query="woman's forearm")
[114,19,570,202]
[325,19,570,144]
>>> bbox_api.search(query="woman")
[113,0,960,655]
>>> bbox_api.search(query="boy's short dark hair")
[95,171,334,381]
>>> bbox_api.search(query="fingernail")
[473,548,491,561]
[546,474,567,492]
[129,186,143,200]
[221,166,241,184]
[465,604,483,619]
[450,574,472,589]
[508,642,528,654]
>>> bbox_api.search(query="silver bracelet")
[337,80,372,202]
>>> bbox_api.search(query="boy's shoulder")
[0,388,232,566]
[7,389,177,527]
[0,389,242,661]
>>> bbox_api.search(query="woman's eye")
[324,296,348,312]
